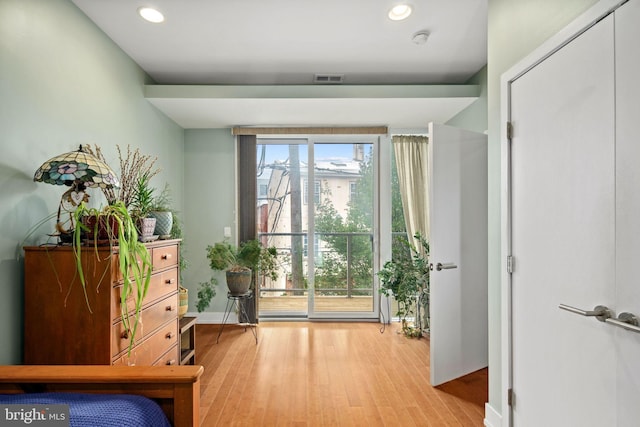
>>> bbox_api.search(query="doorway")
[256,136,380,320]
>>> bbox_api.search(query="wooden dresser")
[23,239,181,366]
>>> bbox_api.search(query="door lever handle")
[605,312,640,333]
[558,304,612,322]
[435,262,457,271]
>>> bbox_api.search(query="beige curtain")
[392,135,429,255]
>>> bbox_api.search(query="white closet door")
[509,13,616,426]
[614,1,640,424]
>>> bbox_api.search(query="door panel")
[428,123,487,386]
[614,1,640,424]
[510,14,616,425]
[257,139,379,319]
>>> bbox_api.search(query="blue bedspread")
[0,392,171,426]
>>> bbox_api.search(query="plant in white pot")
[148,184,174,239]
[205,239,279,297]
[130,171,157,242]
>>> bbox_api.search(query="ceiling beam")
[144,84,480,100]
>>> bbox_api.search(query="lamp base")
[57,230,74,244]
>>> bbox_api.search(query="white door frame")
[499,1,626,425]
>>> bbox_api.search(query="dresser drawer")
[112,293,178,357]
[152,244,178,270]
[111,268,178,321]
[153,345,180,367]
[112,320,178,366]
[113,253,147,282]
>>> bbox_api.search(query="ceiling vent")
[314,74,344,84]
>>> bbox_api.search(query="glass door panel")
[257,138,378,319]
[257,141,308,317]
[311,142,375,317]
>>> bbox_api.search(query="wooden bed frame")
[0,365,203,427]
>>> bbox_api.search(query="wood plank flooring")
[195,322,487,426]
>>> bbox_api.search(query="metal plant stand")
[216,290,258,344]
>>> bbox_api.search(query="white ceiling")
[71,0,488,128]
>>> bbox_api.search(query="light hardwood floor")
[195,322,487,426]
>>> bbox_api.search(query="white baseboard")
[484,403,502,427]
[185,311,234,324]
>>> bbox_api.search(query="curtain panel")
[392,135,430,255]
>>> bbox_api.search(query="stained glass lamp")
[34,145,120,239]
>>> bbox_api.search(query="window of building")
[304,179,321,205]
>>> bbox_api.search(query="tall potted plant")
[378,232,430,337]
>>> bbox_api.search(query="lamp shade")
[34,145,119,188]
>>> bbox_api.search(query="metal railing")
[257,231,374,298]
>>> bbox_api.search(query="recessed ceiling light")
[138,7,165,23]
[388,4,412,21]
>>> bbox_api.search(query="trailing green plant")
[196,277,218,312]
[73,201,153,356]
[378,232,430,337]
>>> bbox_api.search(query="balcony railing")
[257,231,374,298]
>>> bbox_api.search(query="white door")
[613,1,640,424]
[508,7,630,425]
[428,123,488,386]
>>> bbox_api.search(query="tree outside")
[314,147,409,296]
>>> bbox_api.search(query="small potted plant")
[148,184,174,239]
[130,171,157,242]
[205,239,279,297]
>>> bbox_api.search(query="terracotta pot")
[82,215,119,243]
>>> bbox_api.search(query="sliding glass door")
[256,137,379,319]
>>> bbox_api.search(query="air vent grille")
[314,74,344,84]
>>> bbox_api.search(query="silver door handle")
[558,304,612,322]
[435,262,457,271]
[605,312,640,333]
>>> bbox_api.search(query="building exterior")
[258,153,364,294]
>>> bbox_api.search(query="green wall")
[0,0,184,364]
[486,0,599,416]
[446,65,488,133]
[183,129,236,317]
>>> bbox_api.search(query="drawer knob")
[165,279,176,284]
[165,332,175,339]
[166,305,174,312]
[166,359,176,366]
[161,253,172,260]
